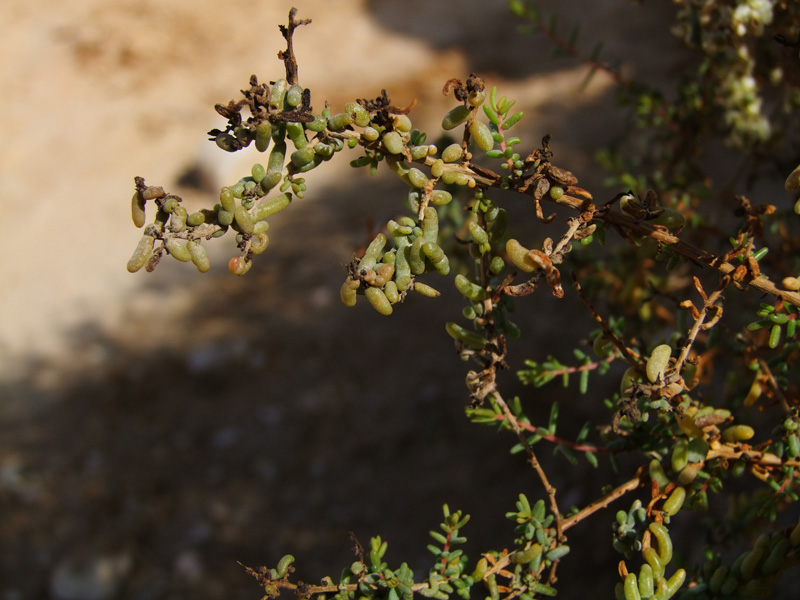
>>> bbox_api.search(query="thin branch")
[674,276,729,373]
[573,276,645,372]
[487,412,606,454]
[562,473,643,531]
[278,8,311,85]
[488,388,564,543]
[757,358,792,414]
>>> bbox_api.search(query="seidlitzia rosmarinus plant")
[126,5,800,599]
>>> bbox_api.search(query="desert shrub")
[126,3,800,599]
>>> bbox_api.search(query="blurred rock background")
[1,1,688,599]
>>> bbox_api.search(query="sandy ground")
[0,2,701,599]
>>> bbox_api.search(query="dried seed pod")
[215,132,239,152]
[234,126,252,148]
[188,240,210,273]
[469,120,494,151]
[140,187,164,202]
[545,164,578,186]
[131,192,146,228]
[127,234,155,272]
[382,131,404,155]
[646,344,672,383]
[505,239,538,273]
[255,122,272,152]
[442,143,463,163]
[442,105,472,130]
[365,286,392,315]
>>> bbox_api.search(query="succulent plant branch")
[125,5,800,600]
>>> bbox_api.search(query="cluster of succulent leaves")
[126,4,800,600]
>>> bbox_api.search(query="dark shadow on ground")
[365,0,686,87]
